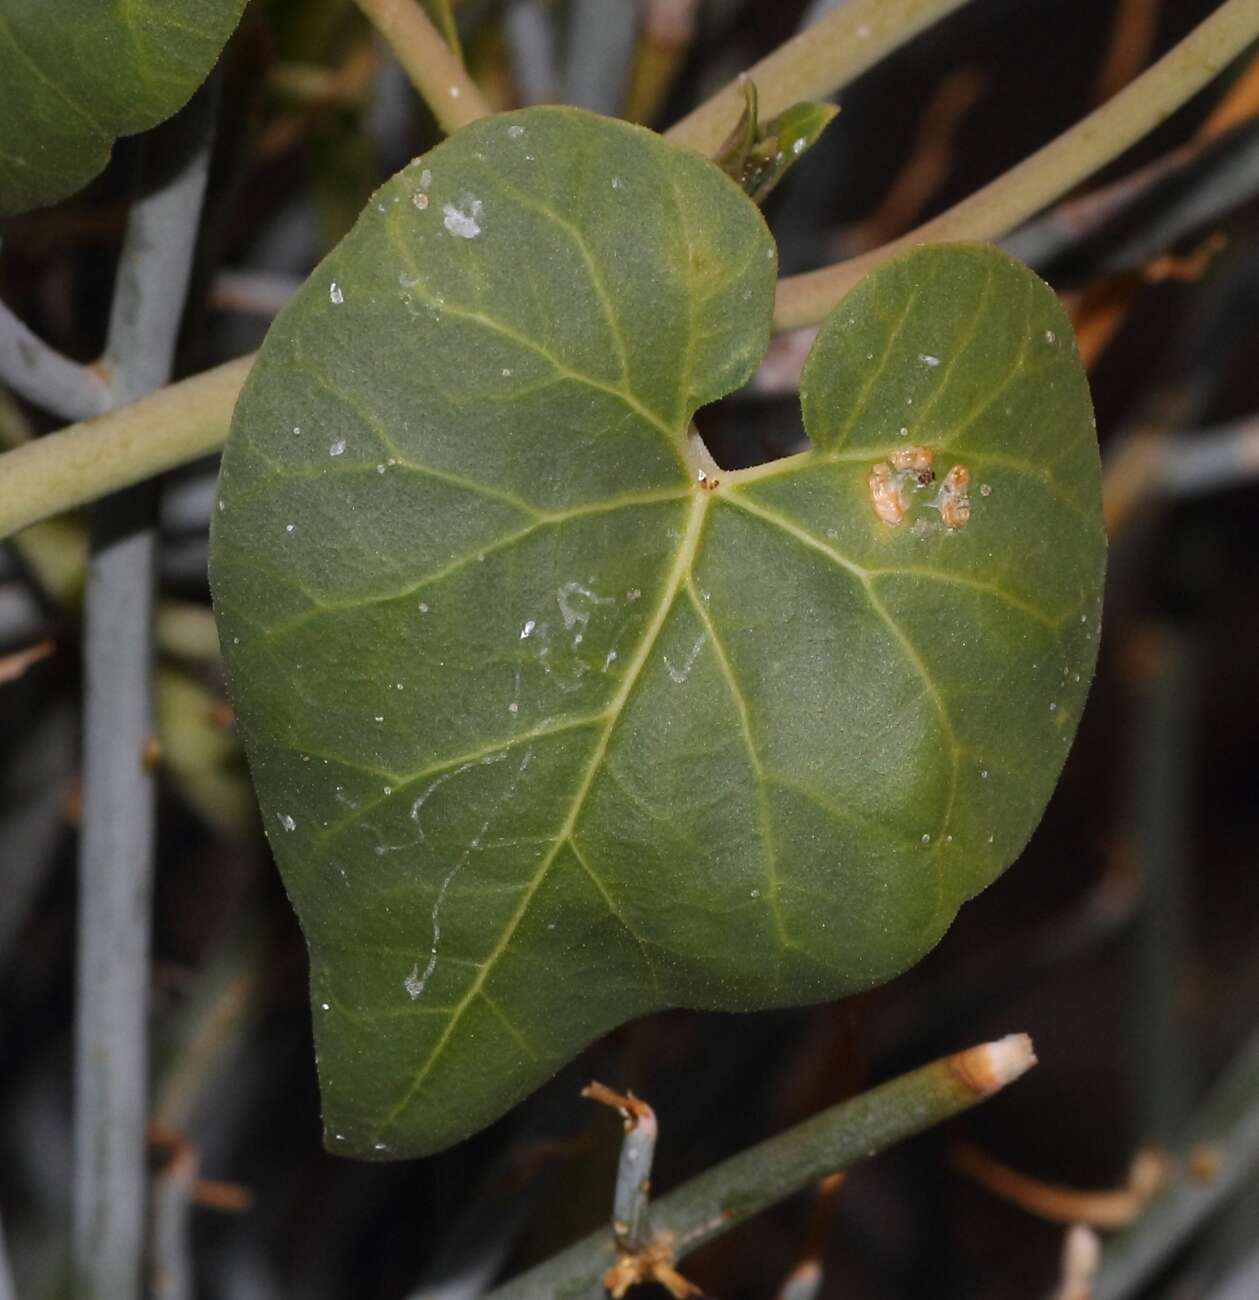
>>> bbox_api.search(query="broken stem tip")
[949,1032,1038,1096]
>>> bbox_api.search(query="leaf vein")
[255,489,690,639]
[662,164,700,428]
[384,222,680,445]
[684,579,791,958]
[905,263,997,429]
[478,166,634,390]
[367,494,707,1145]
[831,284,923,450]
[718,492,960,865]
[567,836,662,994]
[315,715,607,848]
[288,353,543,517]
[478,991,543,1061]
[867,567,1062,632]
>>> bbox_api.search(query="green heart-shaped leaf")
[0,0,246,217]
[210,107,1104,1159]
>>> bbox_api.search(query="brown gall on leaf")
[868,461,908,526]
[867,446,941,526]
[938,463,972,530]
[889,443,937,485]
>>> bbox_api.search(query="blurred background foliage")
[2,0,1259,1296]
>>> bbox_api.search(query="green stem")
[487,1035,1036,1299]
[0,382,33,448]
[665,0,976,157]
[0,355,251,542]
[354,0,491,132]
[773,0,1259,333]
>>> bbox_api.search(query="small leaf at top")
[211,107,1104,1160]
[714,79,761,179]
[0,0,246,217]
[715,79,837,204]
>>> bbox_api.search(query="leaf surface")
[0,0,245,216]
[210,107,1104,1158]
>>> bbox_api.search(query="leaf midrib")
[366,457,1027,1140]
[369,491,709,1144]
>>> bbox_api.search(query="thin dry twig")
[1144,232,1230,283]
[1091,0,1163,105]
[148,1127,253,1213]
[147,1127,252,1300]
[954,1143,1171,1229]
[1067,232,1228,371]
[854,67,987,248]
[255,43,381,160]
[1198,46,1259,138]
[1069,275,1142,370]
[0,639,54,686]
[602,1234,700,1300]
[582,1081,652,1126]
